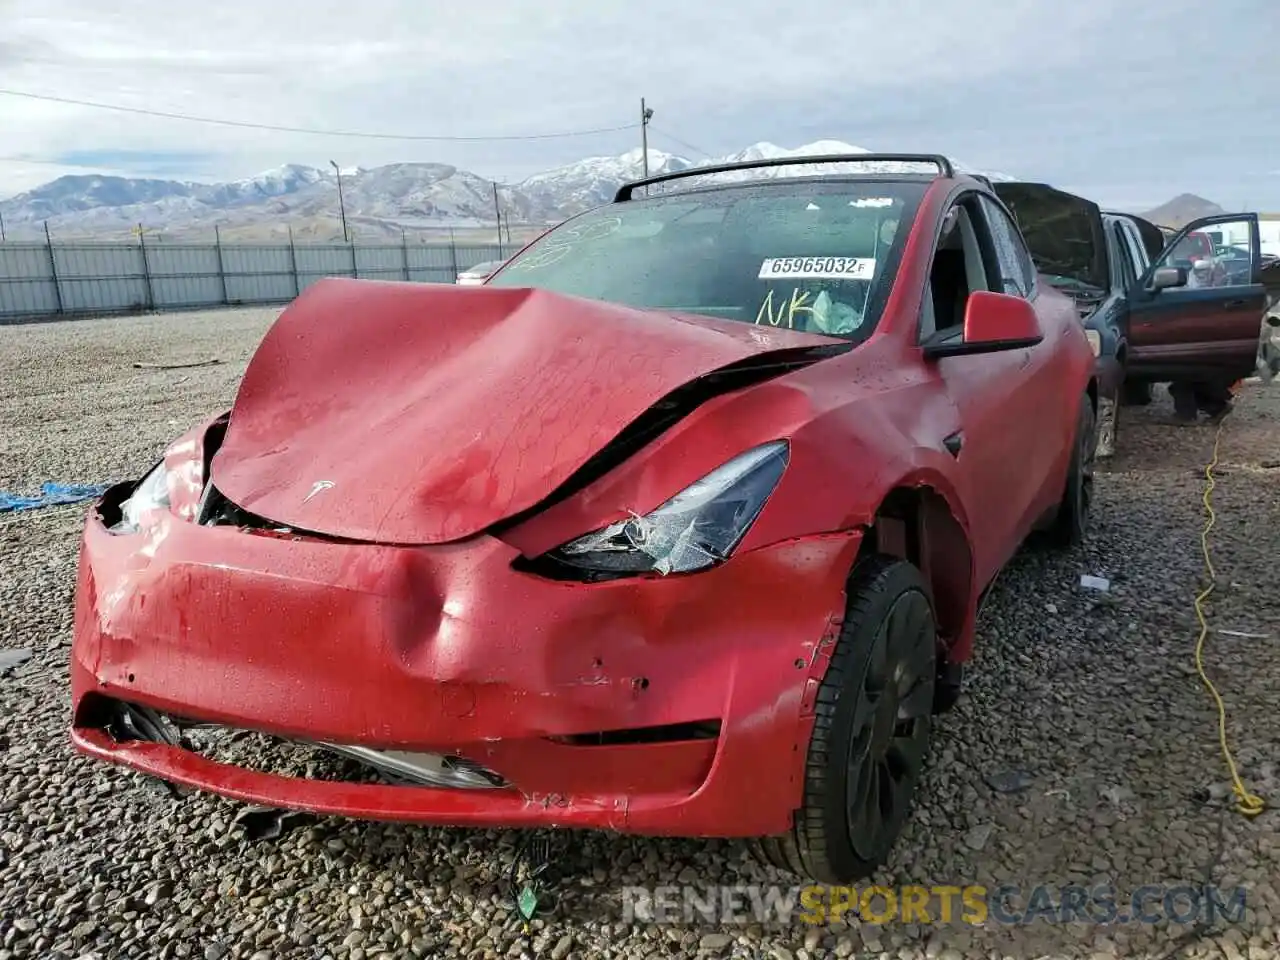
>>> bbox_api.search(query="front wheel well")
[862,486,971,652]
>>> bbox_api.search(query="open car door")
[1125,213,1266,383]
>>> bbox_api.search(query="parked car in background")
[1170,230,1229,285]
[1215,244,1255,286]
[994,182,1268,447]
[992,183,1136,455]
[456,259,507,285]
[69,153,1098,885]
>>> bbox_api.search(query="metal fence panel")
[55,243,150,314]
[0,243,60,317]
[222,245,296,304]
[406,244,459,284]
[147,244,224,309]
[458,244,510,269]
[355,245,407,281]
[0,238,525,322]
[295,244,357,280]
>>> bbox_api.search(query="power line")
[0,88,634,142]
[648,124,715,159]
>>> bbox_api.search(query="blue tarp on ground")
[0,482,109,514]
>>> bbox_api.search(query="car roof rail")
[613,153,956,202]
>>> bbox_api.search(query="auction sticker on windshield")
[758,257,876,280]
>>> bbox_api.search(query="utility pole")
[492,182,502,246]
[0,209,6,242]
[329,160,349,242]
[640,98,654,179]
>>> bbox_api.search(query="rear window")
[486,180,928,341]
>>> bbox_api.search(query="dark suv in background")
[993,183,1269,452]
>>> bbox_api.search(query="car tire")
[753,554,937,883]
[1044,393,1096,548]
[1121,380,1152,406]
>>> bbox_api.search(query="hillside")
[0,142,1013,242]
[1140,193,1226,228]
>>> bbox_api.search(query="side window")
[1152,217,1254,288]
[1122,221,1150,273]
[977,195,1035,297]
[1112,222,1137,289]
[921,198,993,340]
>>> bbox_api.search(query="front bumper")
[71,502,860,837]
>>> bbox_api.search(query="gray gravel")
[2,306,1278,959]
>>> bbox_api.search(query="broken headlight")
[547,441,789,576]
[107,462,172,535]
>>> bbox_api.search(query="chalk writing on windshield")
[507,216,624,271]
[755,288,816,329]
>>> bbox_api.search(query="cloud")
[0,0,1277,208]
[50,150,219,176]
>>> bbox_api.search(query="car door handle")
[1224,299,1249,310]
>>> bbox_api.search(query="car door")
[975,193,1073,527]
[919,192,1051,583]
[1125,213,1267,382]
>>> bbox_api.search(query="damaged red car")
[71,154,1096,882]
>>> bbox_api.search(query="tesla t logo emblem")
[303,480,335,503]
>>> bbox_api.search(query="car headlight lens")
[1084,330,1102,358]
[107,462,172,535]
[547,440,790,576]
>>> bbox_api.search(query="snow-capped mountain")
[0,140,1017,241]
[518,146,696,217]
[197,164,327,207]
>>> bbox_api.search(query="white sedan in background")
[455,259,506,286]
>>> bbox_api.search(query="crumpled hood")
[212,278,841,544]
[993,182,1109,291]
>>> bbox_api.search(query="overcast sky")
[1,0,1276,211]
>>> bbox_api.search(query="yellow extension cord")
[1194,412,1266,817]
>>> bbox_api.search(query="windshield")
[487,180,927,341]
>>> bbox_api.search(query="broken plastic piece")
[984,769,1034,794]
[233,805,315,842]
[1079,574,1110,591]
[0,648,33,677]
[517,886,539,921]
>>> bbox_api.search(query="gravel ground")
[1,306,1278,960]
